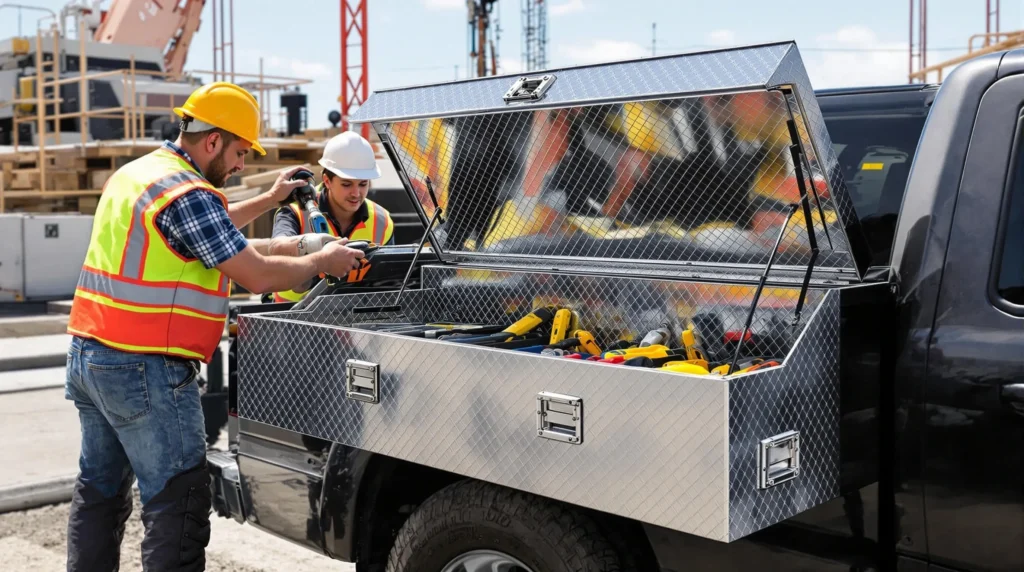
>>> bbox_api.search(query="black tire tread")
[386,480,622,572]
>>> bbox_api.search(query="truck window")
[995,125,1024,307]
[822,114,927,266]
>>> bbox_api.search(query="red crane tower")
[340,0,369,139]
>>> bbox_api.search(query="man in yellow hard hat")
[63,82,366,571]
[268,130,396,303]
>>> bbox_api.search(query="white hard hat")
[318,131,381,180]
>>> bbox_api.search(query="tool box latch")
[346,360,380,404]
[758,430,800,489]
[504,74,556,103]
[536,392,582,444]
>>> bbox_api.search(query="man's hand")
[266,165,312,205]
[228,165,313,229]
[314,240,366,278]
[297,233,343,257]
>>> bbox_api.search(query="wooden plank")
[90,169,114,190]
[77,196,99,214]
[2,189,104,198]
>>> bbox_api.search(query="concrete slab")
[0,315,69,339]
[0,367,66,395]
[0,334,70,372]
[0,388,81,490]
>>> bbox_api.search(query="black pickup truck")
[204,46,1023,572]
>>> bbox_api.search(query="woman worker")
[268,131,395,303]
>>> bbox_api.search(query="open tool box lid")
[351,41,871,285]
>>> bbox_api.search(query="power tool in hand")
[287,168,331,235]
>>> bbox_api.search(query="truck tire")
[385,480,623,572]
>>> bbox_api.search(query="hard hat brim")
[319,158,382,180]
[173,106,267,156]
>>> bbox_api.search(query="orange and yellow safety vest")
[272,186,394,303]
[67,147,230,363]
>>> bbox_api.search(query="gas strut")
[353,177,444,315]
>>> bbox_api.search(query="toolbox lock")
[536,392,582,444]
[345,360,380,404]
[758,430,800,489]
[504,74,556,103]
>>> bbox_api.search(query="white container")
[0,214,93,301]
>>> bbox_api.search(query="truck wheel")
[385,480,623,572]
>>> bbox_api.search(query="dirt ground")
[0,491,352,572]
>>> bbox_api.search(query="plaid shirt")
[154,141,248,269]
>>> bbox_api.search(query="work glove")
[346,258,372,283]
[297,233,339,257]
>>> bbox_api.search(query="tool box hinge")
[758,430,800,489]
[346,360,380,404]
[536,392,582,444]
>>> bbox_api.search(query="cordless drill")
[288,169,330,235]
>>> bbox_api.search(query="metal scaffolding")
[522,0,547,72]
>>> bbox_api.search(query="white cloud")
[422,0,463,10]
[559,39,647,65]
[551,0,586,16]
[707,29,736,46]
[498,56,526,75]
[802,25,951,88]
[236,50,333,81]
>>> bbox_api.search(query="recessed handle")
[758,430,800,489]
[346,359,379,404]
[504,74,556,103]
[536,392,582,444]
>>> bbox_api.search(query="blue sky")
[4,0,1023,129]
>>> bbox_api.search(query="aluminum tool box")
[235,42,878,543]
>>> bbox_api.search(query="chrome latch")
[536,392,582,444]
[504,74,556,103]
[345,359,379,403]
[758,430,800,489]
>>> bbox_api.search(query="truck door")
[924,74,1024,572]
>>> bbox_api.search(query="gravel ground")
[0,492,353,571]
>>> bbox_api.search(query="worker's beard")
[206,149,234,188]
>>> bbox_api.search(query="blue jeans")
[64,336,207,505]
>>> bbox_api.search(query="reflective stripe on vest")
[67,148,230,362]
[351,200,394,245]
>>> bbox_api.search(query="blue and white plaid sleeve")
[156,189,249,269]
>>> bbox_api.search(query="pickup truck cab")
[207,45,1023,572]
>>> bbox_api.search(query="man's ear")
[205,131,222,154]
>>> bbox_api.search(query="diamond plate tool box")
[235,42,882,543]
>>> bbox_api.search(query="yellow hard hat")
[174,82,266,156]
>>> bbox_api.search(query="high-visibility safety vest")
[272,187,394,303]
[67,147,230,363]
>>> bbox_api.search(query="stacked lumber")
[0,137,329,220]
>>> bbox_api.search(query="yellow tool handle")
[660,361,711,375]
[504,306,555,336]
[603,344,676,359]
[681,329,708,362]
[572,330,602,355]
[550,309,573,345]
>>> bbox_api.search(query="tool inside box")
[268,265,828,379]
